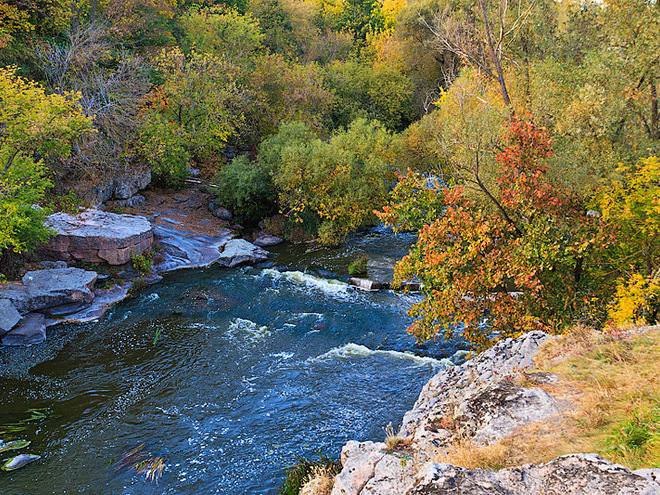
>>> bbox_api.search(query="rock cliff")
[330,332,660,495]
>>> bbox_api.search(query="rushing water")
[0,229,464,494]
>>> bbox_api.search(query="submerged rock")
[1,454,41,471]
[1,313,46,346]
[216,239,268,268]
[253,232,283,248]
[43,209,153,265]
[410,454,660,495]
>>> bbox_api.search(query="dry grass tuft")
[434,437,510,470]
[383,422,410,452]
[300,465,336,495]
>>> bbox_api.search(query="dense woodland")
[1,0,660,348]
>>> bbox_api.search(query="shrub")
[348,255,369,276]
[131,251,153,276]
[213,155,276,223]
[278,454,340,495]
[138,116,190,188]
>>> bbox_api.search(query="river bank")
[321,327,660,494]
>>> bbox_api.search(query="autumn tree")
[379,117,608,349]
[0,66,91,255]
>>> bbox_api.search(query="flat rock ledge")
[43,210,153,265]
[330,331,660,494]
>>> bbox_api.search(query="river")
[0,229,465,494]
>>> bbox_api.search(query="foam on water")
[311,343,453,368]
[228,318,271,343]
[259,269,351,298]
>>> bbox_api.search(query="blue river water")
[0,230,464,494]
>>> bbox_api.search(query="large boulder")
[0,268,97,314]
[410,454,660,495]
[216,239,268,268]
[43,210,153,265]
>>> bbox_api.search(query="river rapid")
[0,229,465,494]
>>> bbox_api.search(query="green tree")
[267,119,397,244]
[180,7,264,65]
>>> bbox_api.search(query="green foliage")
[180,7,264,65]
[0,66,91,254]
[278,453,340,495]
[139,115,190,188]
[348,255,369,275]
[213,155,276,223]
[131,250,153,276]
[242,54,334,142]
[266,119,396,245]
[143,48,243,171]
[326,58,415,131]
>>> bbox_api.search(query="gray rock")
[113,170,151,199]
[212,207,233,221]
[332,441,388,495]
[39,261,68,269]
[410,454,660,494]
[43,210,153,265]
[253,233,283,248]
[0,268,97,314]
[153,225,234,273]
[1,313,46,346]
[216,239,268,268]
[332,332,557,494]
[116,194,146,208]
[188,167,200,178]
[635,469,660,484]
[0,299,21,334]
[349,277,391,291]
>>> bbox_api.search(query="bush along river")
[0,228,467,494]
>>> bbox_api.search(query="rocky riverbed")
[0,208,268,346]
[329,331,660,495]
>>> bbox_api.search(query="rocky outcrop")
[216,239,269,268]
[208,200,233,222]
[0,268,98,315]
[85,170,151,204]
[43,210,153,265]
[410,454,660,494]
[330,331,660,494]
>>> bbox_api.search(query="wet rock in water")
[1,454,41,471]
[0,268,97,314]
[0,299,21,334]
[43,209,153,265]
[153,225,234,273]
[253,232,283,248]
[349,278,390,291]
[1,313,46,346]
[216,239,268,268]
[409,454,660,495]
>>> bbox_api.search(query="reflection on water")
[0,229,465,494]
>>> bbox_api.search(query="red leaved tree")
[379,116,610,350]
